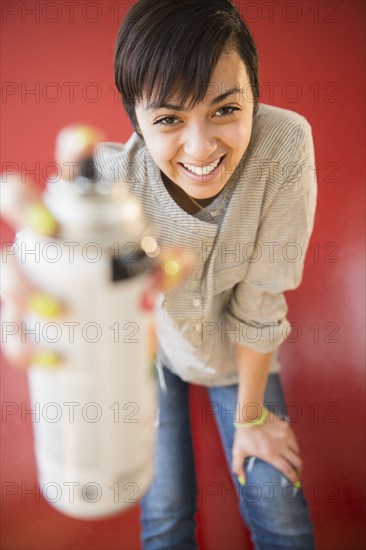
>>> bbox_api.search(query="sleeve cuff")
[223,310,292,353]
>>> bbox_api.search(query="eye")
[214,106,241,117]
[153,116,179,126]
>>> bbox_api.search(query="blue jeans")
[140,364,316,550]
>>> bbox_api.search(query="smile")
[179,155,225,176]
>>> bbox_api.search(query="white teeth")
[182,157,222,175]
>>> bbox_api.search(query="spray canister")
[15,126,159,519]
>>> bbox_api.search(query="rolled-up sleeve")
[223,121,317,353]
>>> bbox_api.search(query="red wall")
[1,1,365,549]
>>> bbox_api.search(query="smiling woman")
[98,0,318,549]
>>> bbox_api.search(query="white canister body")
[16,180,157,520]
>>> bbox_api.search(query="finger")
[1,302,31,369]
[1,300,64,370]
[1,174,59,237]
[288,438,300,456]
[55,125,105,178]
[1,250,64,371]
[140,247,196,310]
[270,420,302,478]
[1,125,104,233]
[157,247,196,290]
[1,251,35,307]
[285,426,300,455]
[275,416,300,454]
[282,448,303,476]
[0,174,41,229]
[231,447,247,485]
[270,456,299,484]
[1,251,64,317]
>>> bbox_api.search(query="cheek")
[149,135,179,169]
[225,123,252,156]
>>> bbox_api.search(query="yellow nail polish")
[161,257,183,287]
[294,480,302,489]
[31,351,61,368]
[164,260,181,285]
[74,126,102,146]
[164,259,180,277]
[28,292,62,318]
[238,476,246,486]
[26,202,58,237]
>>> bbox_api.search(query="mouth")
[178,154,226,178]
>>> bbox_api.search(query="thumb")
[1,174,58,237]
[140,247,196,310]
[231,448,247,486]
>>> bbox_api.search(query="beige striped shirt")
[94,103,317,387]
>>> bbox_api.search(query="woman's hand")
[140,247,196,310]
[1,174,195,369]
[231,411,303,486]
[1,175,63,369]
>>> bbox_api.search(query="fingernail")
[161,257,183,287]
[238,476,246,486]
[28,292,62,318]
[31,351,61,368]
[25,202,58,237]
[164,259,180,278]
[294,480,302,489]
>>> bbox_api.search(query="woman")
[1,0,317,548]
[109,1,317,548]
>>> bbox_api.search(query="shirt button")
[193,298,201,307]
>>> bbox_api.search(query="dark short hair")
[114,0,260,136]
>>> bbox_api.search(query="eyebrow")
[147,87,241,112]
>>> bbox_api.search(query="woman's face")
[135,49,254,200]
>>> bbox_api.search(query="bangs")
[140,34,238,111]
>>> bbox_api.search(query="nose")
[182,123,217,161]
